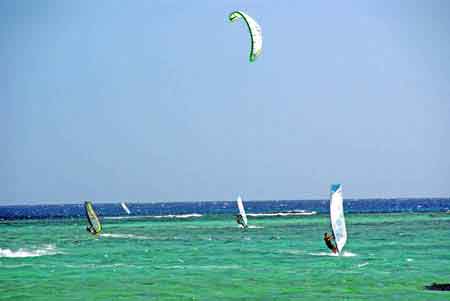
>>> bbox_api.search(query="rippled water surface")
[1,213,449,300]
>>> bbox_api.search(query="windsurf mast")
[329,184,347,254]
[84,201,102,235]
[236,195,248,228]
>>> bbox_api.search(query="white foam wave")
[105,213,202,220]
[247,225,264,229]
[309,251,357,257]
[357,262,369,268]
[247,211,317,217]
[0,244,58,258]
[152,214,203,219]
[157,264,241,270]
[309,252,339,257]
[100,233,154,240]
[0,263,33,268]
[104,216,142,220]
[64,263,139,269]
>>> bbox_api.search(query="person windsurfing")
[84,201,102,236]
[236,214,247,228]
[324,232,337,253]
[86,226,97,235]
[86,226,99,235]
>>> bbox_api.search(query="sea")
[1,198,450,300]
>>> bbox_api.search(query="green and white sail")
[229,11,262,62]
[330,184,347,253]
[84,201,102,234]
[236,195,248,227]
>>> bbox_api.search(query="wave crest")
[309,251,357,257]
[105,213,203,220]
[0,244,58,258]
[247,211,317,217]
[100,233,154,240]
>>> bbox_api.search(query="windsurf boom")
[330,184,347,254]
[84,201,102,234]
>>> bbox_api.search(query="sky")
[1,1,449,204]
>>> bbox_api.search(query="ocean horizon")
[1,197,450,220]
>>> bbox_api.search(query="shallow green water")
[1,213,449,300]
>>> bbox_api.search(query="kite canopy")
[229,11,262,62]
[84,201,102,234]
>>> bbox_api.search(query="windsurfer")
[324,232,337,253]
[86,226,98,235]
[236,214,246,228]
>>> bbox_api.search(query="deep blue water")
[1,198,449,220]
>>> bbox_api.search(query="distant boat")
[84,201,102,235]
[330,184,347,254]
[236,195,248,228]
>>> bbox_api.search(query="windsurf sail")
[236,195,248,228]
[84,201,102,234]
[330,184,347,253]
[120,202,131,215]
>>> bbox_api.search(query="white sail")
[236,195,248,227]
[121,202,131,215]
[330,184,347,253]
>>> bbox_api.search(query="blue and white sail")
[236,195,248,228]
[330,184,347,254]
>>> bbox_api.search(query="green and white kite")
[229,11,262,62]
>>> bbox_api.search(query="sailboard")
[236,195,248,228]
[330,184,347,254]
[120,202,131,215]
[84,201,102,234]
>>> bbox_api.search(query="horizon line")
[1,196,449,206]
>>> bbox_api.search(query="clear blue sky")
[2,1,449,203]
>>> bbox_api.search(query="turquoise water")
[1,213,449,300]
